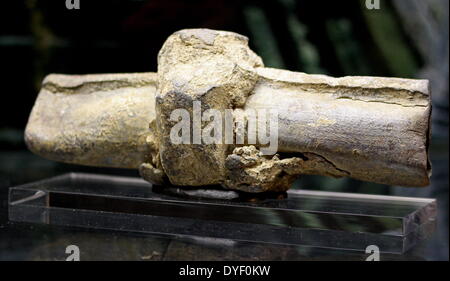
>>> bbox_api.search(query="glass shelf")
[9,173,436,254]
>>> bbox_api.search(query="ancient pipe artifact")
[25,29,432,193]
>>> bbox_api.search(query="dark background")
[0,0,448,260]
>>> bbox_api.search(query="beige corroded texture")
[25,28,432,193]
[154,29,263,186]
[148,28,431,191]
[25,73,158,169]
[246,68,431,188]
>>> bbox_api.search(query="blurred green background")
[0,0,448,260]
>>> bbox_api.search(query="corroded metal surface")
[246,68,431,187]
[25,73,157,169]
[25,29,432,192]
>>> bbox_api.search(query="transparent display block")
[9,173,436,254]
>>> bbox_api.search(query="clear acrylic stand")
[9,173,436,254]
